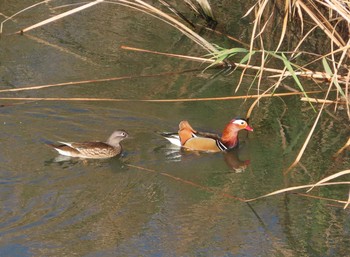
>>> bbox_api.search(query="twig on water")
[0,91,327,103]
[0,69,201,93]
[126,164,245,202]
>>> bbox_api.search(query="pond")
[0,1,349,256]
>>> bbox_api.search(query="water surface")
[0,1,349,256]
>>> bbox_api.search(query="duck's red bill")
[245,125,254,131]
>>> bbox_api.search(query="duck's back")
[72,142,121,158]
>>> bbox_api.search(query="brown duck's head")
[107,130,129,146]
[221,118,253,148]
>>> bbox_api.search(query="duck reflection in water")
[157,143,250,172]
[223,149,250,173]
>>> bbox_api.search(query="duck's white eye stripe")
[232,119,246,125]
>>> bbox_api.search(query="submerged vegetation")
[0,0,349,207]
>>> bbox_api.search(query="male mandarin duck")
[159,118,253,152]
[49,130,129,159]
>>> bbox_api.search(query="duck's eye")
[121,132,126,136]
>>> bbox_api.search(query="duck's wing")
[195,131,221,141]
[183,137,225,152]
[49,142,81,157]
[67,141,108,149]
[157,132,182,147]
[159,120,221,149]
[56,141,117,157]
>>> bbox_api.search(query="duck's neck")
[220,123,239,149]
[107,138,121,147]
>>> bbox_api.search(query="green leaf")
[322,58,346,98]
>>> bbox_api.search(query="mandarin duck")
[159,119,253,152]
[49,130,129,159]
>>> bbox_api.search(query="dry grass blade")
[284,79,335,174]
[0,90,326,102]
[196,0,215,19]
[0,69,201,93]
[344,188,350,209]
[104,0,217,53]
[246,181,350,202]
[306,169,350,193]
[25,34,98,65]
[249,0,269,50]
[130,0,217,53]
[346,69,350,118]
[126,164,245,201]
[334,137,350,157]
[0,0,50,34]
[121,45,350,84]
[159,0,195,28]
[300,97,346,104]
[242,3,257,18]
[245,0,269,83]
[284,111,321,174]
[184,0,200,15]
[127,164,350,208]
[19,0,104,33]
[293,0,304,34]
[298,0,345,50]
[120,45,216,64]
[275,0,289,51]
[324,0,350,24]
[245,185,311,202]
[246,83,280,119]
[184,0,216,22]
[294,192,349,206]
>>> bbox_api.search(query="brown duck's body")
[160,119,253,152]
[52,142,123,159]
[49,130,129,159]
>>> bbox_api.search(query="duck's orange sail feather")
[178,120,197,145]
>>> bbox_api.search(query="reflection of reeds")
[129,163,350,209]
[1,1,349,204]
[247,169,350,209]
[184,0,217,27]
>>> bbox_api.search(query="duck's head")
[221,118,253,148]
[230,118,253,132]
[107,130,129,146]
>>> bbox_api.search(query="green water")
[0,1,349,256]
